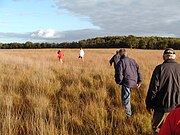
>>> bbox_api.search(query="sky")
[0,0,180,43]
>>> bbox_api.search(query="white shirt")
[79,49,85,57]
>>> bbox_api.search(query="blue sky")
[1,0,180,43]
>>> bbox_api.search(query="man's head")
[119,48,127,57]
[163,48,176,60]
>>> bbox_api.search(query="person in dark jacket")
[146,48,180,135]
[115,48,143,117]
[109,50,121,69]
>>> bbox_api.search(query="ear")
[174,55,176,59]
[163,55,166,60]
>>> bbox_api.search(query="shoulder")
[169,104,180,117]
[125,57,138,65]
[154,64,162,70]
[124,56,135,61]
[176,63,180,67]
[176,104,180,108]
[153,64,161,72]
[119,57,129,63]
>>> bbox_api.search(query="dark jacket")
[115,56,143,88]
[146,59,180,112]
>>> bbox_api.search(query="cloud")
[31,29,62,39]
[54,0,180,37]
[29,29,102,42]
[0,29,62,43]
[0,29,103,43]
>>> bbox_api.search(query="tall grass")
[0,49,179,135]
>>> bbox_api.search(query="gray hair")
[119,48,127,56]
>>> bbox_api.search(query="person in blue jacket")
[115,48,143,117]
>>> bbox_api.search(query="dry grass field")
[0,48,179,135]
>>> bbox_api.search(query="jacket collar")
[163,59,176,63]
[120,55,128,59]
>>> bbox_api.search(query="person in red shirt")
[158,104,180,135]
[57,49,64,64]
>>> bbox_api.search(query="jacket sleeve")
[136,64,143,84]
[115,60,123,85]
[145,65,161,109]
[109,55,114,66]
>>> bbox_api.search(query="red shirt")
[158,105,180,135]
[58,52,64,59]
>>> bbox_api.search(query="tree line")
[0,35,180,49]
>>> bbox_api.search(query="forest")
[0,35,180,49]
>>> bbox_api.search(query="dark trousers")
[152,111,169,135]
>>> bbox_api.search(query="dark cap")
[163,48,176,55]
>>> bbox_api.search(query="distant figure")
[57,49,64,64]
[146,48,180,135]
[109,50,121,69]
[115,48,142,117]
[79,48,85,61]
[158,104,180,135]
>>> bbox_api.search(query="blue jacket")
[115,56,142,88]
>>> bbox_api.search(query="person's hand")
[136,83,141,89]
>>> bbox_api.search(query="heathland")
[0,49,179,135]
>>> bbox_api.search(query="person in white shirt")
[79,48,85,61]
